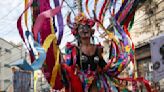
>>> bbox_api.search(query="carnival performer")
[61,13,114,92]
[15,0,152,91]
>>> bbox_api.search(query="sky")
[0,0,121,47]
[0,0,24,44]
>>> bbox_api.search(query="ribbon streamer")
[17,0,33,47]
[53,0,64,45]
[24,0,29,29]
[9,42,46,71]
[33,6,62,40]
[85,0,90,17]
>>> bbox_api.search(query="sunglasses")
[78,25,91,31]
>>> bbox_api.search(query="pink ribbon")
[33,6,62,40]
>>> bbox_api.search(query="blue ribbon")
[10,31,46,71]
[10,43,46,71]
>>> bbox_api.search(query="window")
[4,79,10,83]
[0,63,1,73]
[4,79,11,90]
[0,47,2,56]
[5,48,11,54]
[0,80,2,90]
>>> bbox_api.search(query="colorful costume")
[62,44,109,91]
[15,0,152,92]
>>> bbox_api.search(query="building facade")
[135,41,164,91]
[135,42,152,91]
[0,38,25,92]
[131,0,164,45]
[130,0,164,91]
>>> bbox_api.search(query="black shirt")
[75,46,107,71]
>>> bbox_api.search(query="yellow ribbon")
[42,34,57,52]
[50,47,60,87]
[94,0,99,12]
[50,19,61,88]
[42,33,60,88]
[34,70,39,92]
[107,32,118,43]
[122,0,124,3]
[118,64,123,72]
[24,0,28,28]
[125,45,130,53]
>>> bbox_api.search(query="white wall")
[0,38,26,91]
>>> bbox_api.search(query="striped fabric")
[13,70,32,92]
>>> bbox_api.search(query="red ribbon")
[62,64,83,92]
[33,6,62,40]
[17,0,33,48]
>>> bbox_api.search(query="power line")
[0,2,69,37]
[0,25,17,35]
[0,18,17,31]
[64,0,76,15]
[0,1,24,37]
[0,1,24,21]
